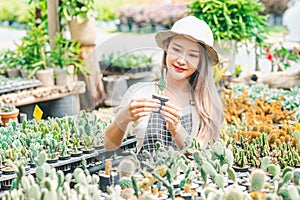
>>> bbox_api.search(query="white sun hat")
[155,16,219,66]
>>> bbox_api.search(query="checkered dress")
[137,111,193,161]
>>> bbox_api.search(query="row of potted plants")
[0,110,111,176]
[115,4,188,33]
[101,139,300,199]
[99,52,155,75]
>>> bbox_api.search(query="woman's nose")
[177,54,187,65]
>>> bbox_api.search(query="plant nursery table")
[0,138,137,193]
[0,81,86,119]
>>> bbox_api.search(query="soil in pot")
[1,166,15,175]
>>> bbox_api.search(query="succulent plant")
[250,169,266,192]
[268,164,281,178]
[260,156,270,171]
[118,158,136,177]
[120,177,133,189]
[224,188,243,200]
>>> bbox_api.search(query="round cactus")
[118,158,136,177]
[120,177,133,189]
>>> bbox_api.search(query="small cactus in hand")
[250,169,265,192]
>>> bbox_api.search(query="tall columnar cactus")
[250,169,266,192]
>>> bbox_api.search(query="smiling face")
[165,35,200,81]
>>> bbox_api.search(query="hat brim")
[155,30,219,66]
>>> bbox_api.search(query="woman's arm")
[104,98,161,151]
[171,125,189,149]
[104,107,131,151]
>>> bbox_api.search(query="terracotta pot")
[0,109,19,126]
[69,18,96,45]
[35,68,54,87]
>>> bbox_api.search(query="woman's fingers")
[128,98,160,121]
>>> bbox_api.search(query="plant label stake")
[33,105,43,123]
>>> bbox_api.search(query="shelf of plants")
[99,52,155,75]
[0,76,41,95]
[0,83,300,199]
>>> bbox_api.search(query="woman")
[104,16,224,155]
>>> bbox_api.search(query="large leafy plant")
[49,32,89,76]
[59,0,97,24]
[187,0,268,45]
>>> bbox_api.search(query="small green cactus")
[250,169,265,192]
[193,151,203,166]
[35,152,47,166]
[278,171,293,191]
[214,174,224,189]
[227,167,236,182]
[202,161,217,177]
[213,142,224,157]
[42,189,57,200]
[293,169,300,185]
[36,166,45,183]
[120,177,133,189]
[282,166,293,177]
[25,183,41,199]
[260,156,270,171]
[225,149,234,166]
[268,164,280,177]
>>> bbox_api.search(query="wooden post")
[47,0,59,48]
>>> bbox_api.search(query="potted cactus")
[0,102,19,127]
[152,68,169,110]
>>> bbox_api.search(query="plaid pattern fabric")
[137,111,192,162]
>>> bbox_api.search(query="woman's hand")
[128,98,161,121]
[159,102,182,136]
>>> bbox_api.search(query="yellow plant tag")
[33,105,43,123]
[296,124,300,133]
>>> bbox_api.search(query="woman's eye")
[189,54,198,58]
[172,47,181,52]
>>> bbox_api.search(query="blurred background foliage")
[0,0,292,27]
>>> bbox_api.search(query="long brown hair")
[162,36,224,146]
